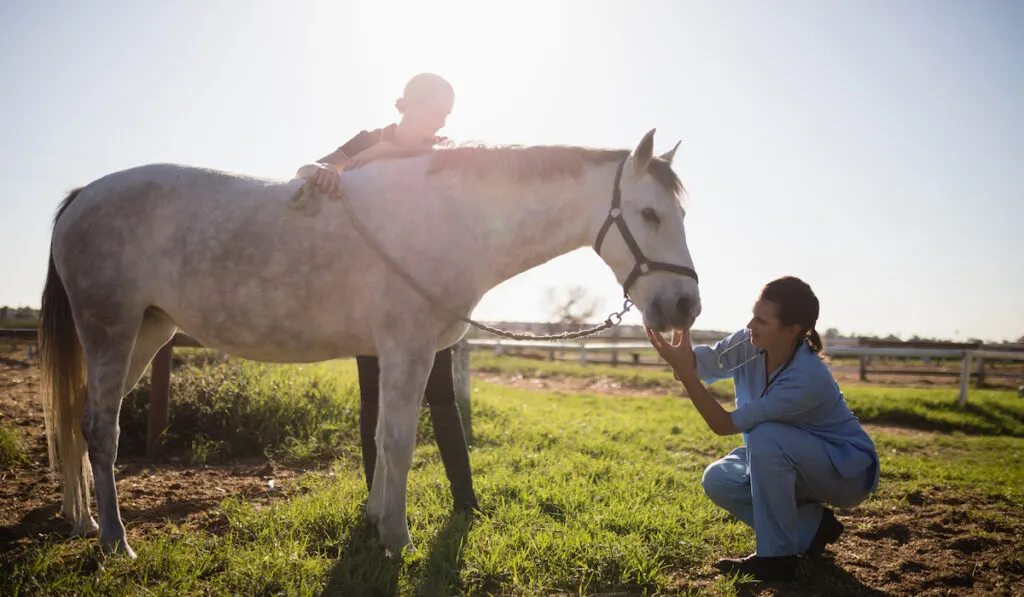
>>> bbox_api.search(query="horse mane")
[427,144,684,196]
[373,143,683,196]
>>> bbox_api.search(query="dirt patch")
[475,371,738,402]
[860,424,941,440]
[0,352,315,561]
[661,489,1024,597]
[809,499,1023,597]
[2,353,1022,596]
[477,372,677,398]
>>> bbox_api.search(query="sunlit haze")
[2,0,1021,341]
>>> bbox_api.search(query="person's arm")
[343,141,436,170]
[676,371,742,436]
[325,130,374,169]
[311,148,349,172]
[297,130,374,176]
[294,130,378,197]
[646,328,741,436]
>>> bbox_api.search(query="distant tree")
[546,285,599,325]
[13,307,38,321]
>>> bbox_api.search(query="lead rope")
[292,182,635,341]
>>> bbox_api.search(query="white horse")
[38,129,701,558]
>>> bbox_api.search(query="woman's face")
[746,299,801,350]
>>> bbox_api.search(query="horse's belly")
[179,325,375,363]
[207,343,345,364]
[165,296,377,363]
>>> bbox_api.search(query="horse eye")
[641,208,660,225]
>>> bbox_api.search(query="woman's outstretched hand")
[646,327,698,381]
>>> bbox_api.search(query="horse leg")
[366,344,435,555]
[78,313,143,558]
[124,311,177,393]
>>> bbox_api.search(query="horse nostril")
[676,297,692,317]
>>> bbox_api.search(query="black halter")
[593,158,700,298]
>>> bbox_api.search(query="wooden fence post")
[452,339,472,443]
[859,356,868,381]
[975,357,986,388]
[958,352,972,407]
[147,339,174,458]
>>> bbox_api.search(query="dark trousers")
[356,346,477,509]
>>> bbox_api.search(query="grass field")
[1,353,1022,596]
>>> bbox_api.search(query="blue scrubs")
[693,328,880,556]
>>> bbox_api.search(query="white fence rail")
[461,338,1024,407]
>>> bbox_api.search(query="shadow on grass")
[729,555,892,597]
[410,511,475,597]
[856,398,1024,438]
[320,509,474,597]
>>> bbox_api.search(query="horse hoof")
[376,527,415,558]
[100,538,137,560]
[384,541,416,559]
[70,517,100,538]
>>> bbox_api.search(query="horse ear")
[631,128,656,174]
[659,140,681,165]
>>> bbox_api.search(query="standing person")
[646,276,879,581]
[296,73,479,513]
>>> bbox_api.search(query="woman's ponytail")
[806,328,823,353]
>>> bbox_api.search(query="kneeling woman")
[646,276,879,582]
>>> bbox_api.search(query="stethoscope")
[715,332,800,399]
[715,334,762,373]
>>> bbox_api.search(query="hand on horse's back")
[297,162,342,196]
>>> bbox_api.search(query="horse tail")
[39,186,92,524]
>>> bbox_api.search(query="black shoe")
[805,507,844,556]
[714,553,798,582]
[453,496,481,515]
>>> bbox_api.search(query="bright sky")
[1,0,1022,342]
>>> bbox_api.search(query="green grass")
[0,424,28,469]
[472,354,1024,436]
[119,359,366,464]
[840,385,1024,437]
[471,352,693,395]
[2,356,1022,596]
